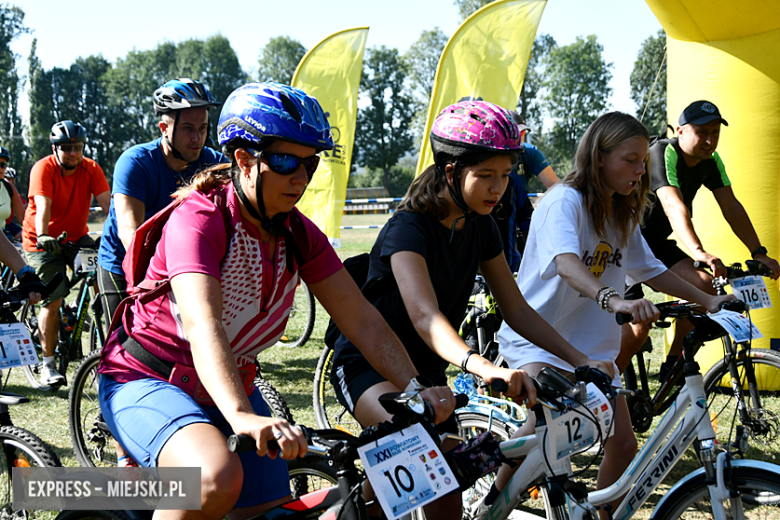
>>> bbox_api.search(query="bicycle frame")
[484,371,732,520]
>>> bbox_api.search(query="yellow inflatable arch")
[644,1,780,372]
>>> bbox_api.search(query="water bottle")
[454,373,477,399]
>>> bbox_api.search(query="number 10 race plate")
[358,423,458,520]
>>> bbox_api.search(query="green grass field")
[7,212,778,519]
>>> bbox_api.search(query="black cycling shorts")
[330,352,458,434]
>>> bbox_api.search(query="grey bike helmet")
[50,121,87,144]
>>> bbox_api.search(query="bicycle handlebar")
[693,259,773,279]
[227,391,469,454]
[615,299,748,326]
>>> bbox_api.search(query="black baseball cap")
[679,100,729,127]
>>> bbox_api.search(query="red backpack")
[110,185,311,333]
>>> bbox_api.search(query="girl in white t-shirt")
[484,112,734,513]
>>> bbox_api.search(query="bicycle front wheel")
[312,346,363,436]
[0,425,62,520]
[276,280,315,348]
[456,412,520,511]
[703,347,780,464]
[287,456,338,499]
[69,351,117,467]
[650,463,780,519]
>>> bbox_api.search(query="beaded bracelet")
[598,287,619,313]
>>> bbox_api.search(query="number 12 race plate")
[358,423,458,520]
[543,383,614,461]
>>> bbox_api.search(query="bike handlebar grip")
[722,299,749,313]
[227,434,279,453]
[490,380,509,394]
[454,393,469,409]
[615,313,633,325]
[692,261,711,273]
[56,232,68,244]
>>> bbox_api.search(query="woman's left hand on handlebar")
[420,386,456,425]
[482,366,537,408]
[707,293,738,313]
[608,296,660,326]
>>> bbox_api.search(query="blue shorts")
[98,375,290,508]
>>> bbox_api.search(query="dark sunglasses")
[0,163,7,169]
[58,143,84,154]
[248,149,320,177]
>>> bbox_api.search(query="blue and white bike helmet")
[218,82,333,271]
[217,82,333,152]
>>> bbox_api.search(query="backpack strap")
[288,209,310,269]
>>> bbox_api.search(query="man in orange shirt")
[22,121,110,387]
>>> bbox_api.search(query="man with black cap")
[617,100,780,373]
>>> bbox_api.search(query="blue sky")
[10,0,662,118]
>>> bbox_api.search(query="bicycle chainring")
[627,393,653,433]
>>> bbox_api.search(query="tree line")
[1,2,666,199]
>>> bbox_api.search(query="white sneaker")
[40,362,65,386]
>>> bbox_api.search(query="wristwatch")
[751,246,768,259]
[404,376,432,393]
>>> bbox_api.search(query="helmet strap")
[164,110,198,166]
[230,167,302,274]
[442,165,477,243]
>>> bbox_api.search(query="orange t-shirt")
[22,155,110,251]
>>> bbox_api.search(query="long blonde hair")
[563,112,651,246]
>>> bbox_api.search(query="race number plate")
[0,323,37,368]
[543,383,614,461]
[358,423,458,520]
[75,249,98,272]
[708,309,763,342]
[729,276,772,310]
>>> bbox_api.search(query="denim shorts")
[98,375,290,508]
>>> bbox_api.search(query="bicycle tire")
[456,412,519,510]
[650,463,780,519]
[702,347,780,465]
[0,424,62,520]
[69,351,116,467]
[276,280,315,348]
[19,301,69,390]
[255,373,295,424]
[312,346,363,436]
[287,456,338,499]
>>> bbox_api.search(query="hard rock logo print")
[583,241,622,279]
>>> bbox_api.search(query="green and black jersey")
[641,137,731,246]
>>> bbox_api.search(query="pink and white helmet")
[430,100,523,164]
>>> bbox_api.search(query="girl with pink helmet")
[329,100,612,518]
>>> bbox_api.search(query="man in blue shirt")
[494,114,558,273]
[97,79,226,325]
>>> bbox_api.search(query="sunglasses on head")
[247,149,320,177]
[57,143,84,154]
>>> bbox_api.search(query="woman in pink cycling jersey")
[98,83,454,520]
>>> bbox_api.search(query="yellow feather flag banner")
[293,27,369,247]
[415,0,547,176]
